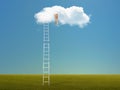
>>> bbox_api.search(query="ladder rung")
[43,59,49,60]
[43,55,49,57]
[43,39,49,40]
[43,40,49,41]
[43,24,49,26]
[43,30,49,32]
[43,74,49,76]
[43,70,49,72]
[43,62,49,63]
[43,47,49,48]
[43,35,49,36]
[43,62,49,64]
[43,51,49,53]
[43,53,49,54]
[43,30,49,31]
[44,81,49,83]
[43,52,49,53]
[43,29,49,31]
[43,61,49,62]
[43,76,49,78]
[43,63,49,65]
[43,65,49,66]
[43,27,49,29]
[43,25,49,26]
[44,27,49,28]
[44,25,49,27]
[44,38,49,39]
[43,72,49,73]
[43,75,49,78]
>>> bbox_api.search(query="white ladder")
[43,23,50,85]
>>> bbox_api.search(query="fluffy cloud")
[34,6,90,28]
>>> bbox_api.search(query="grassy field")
[0,74,120,90]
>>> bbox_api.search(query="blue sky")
[0,0,120,74]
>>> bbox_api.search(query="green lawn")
[0,74,120,90]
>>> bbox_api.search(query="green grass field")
[0,74,120,90]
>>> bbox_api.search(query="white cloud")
[34,6,90,28]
